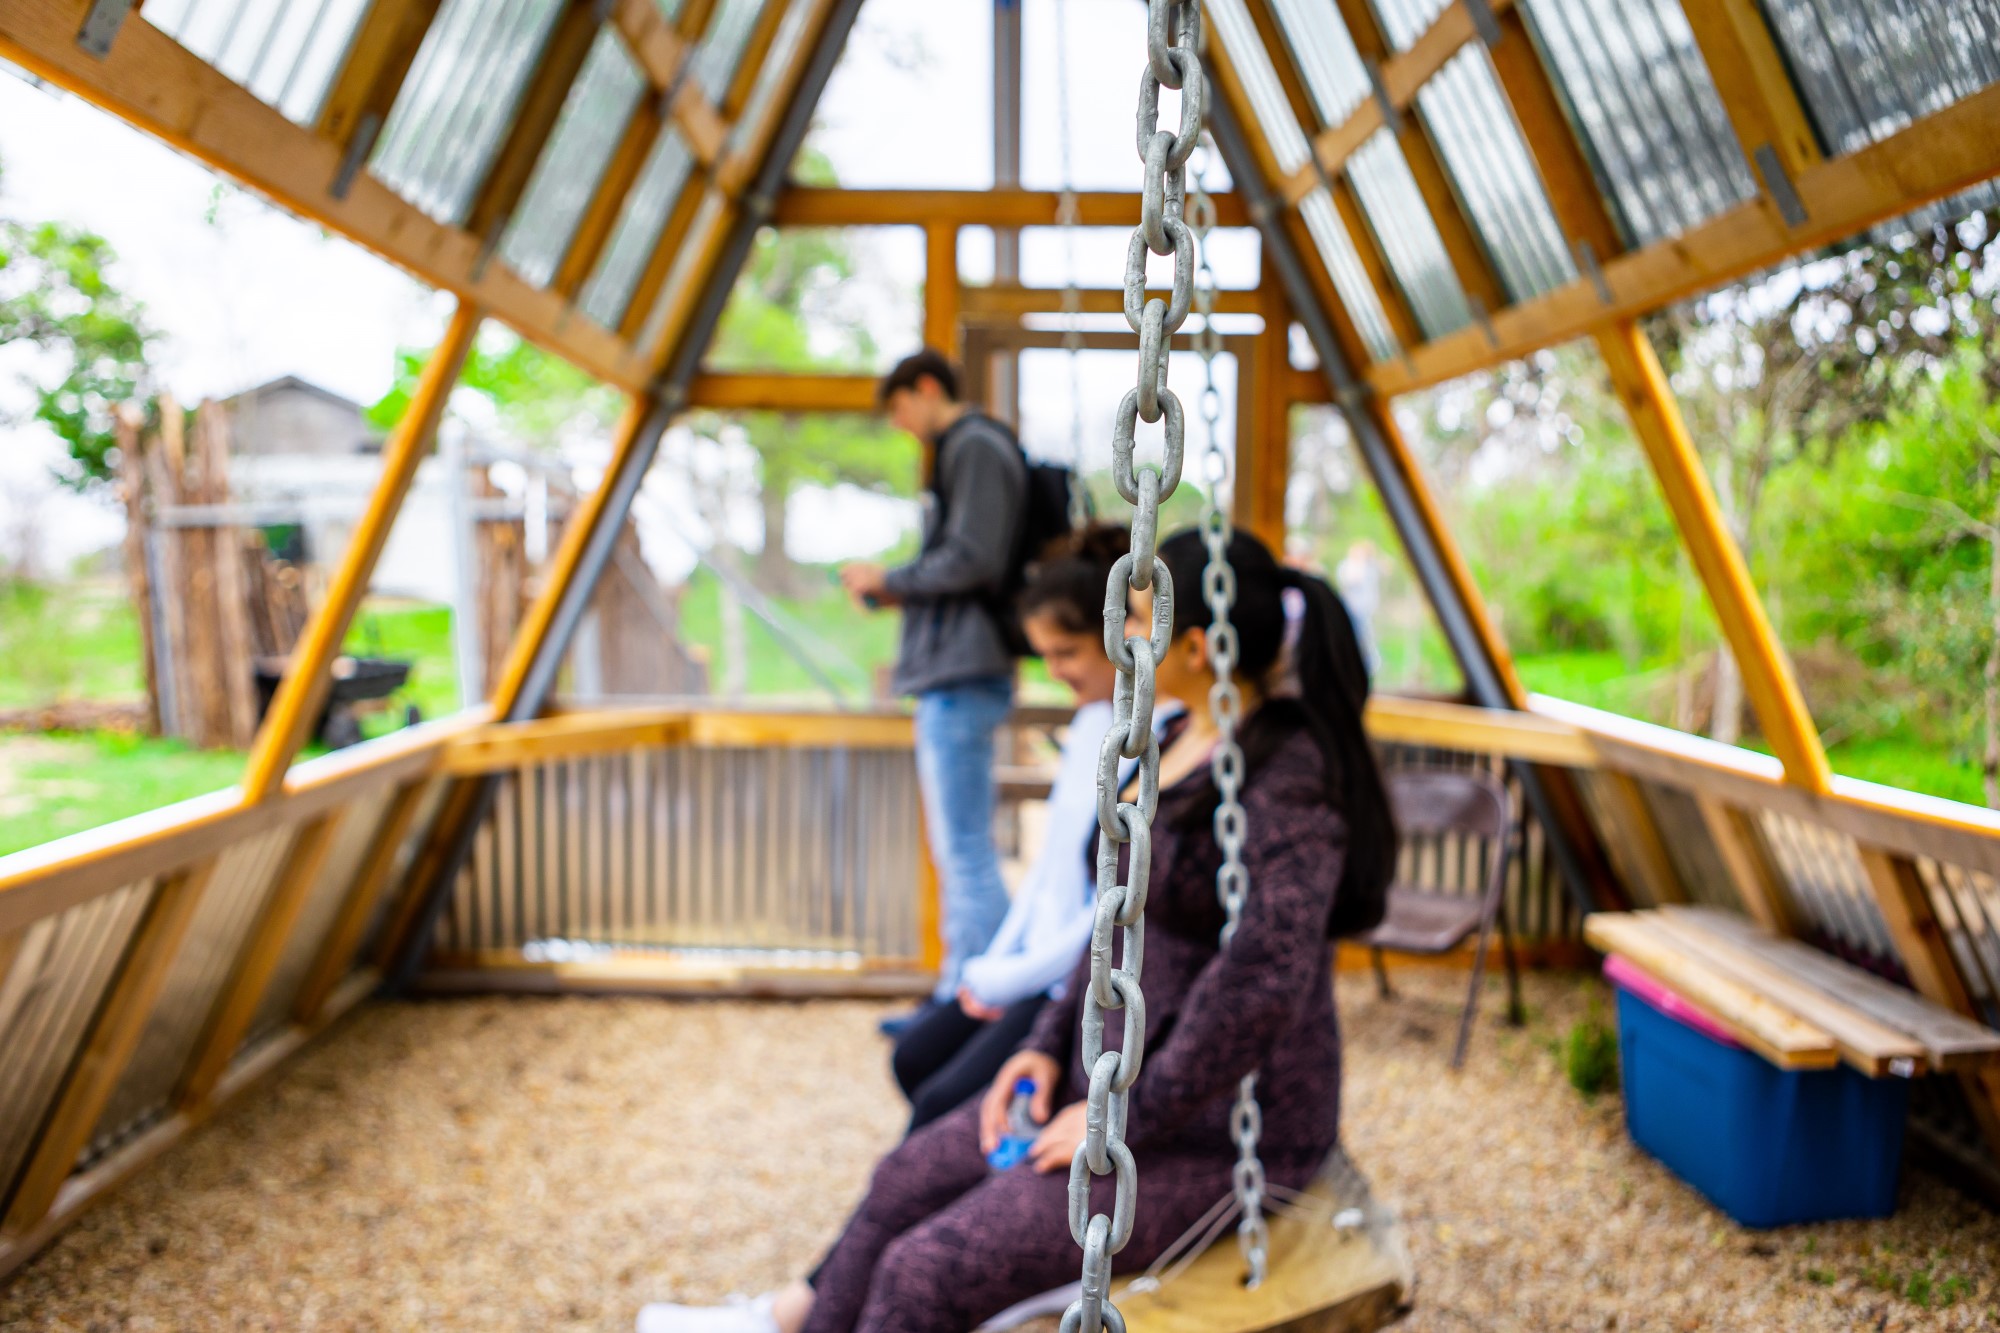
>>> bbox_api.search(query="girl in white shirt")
[889,526,1131,1130]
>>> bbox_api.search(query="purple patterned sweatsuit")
[802,725,1351,1333]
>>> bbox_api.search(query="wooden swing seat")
[1114,1154,1414,1333]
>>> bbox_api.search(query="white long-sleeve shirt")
[959,700,1117,1009]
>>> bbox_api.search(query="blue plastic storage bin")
[1612,980,1909,1228]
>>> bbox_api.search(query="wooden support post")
[294,782,429,1024]
[924,222,960,360]
[240,304,480,801]
[1593,320,1829,793]
[176,811,345,1108]
[1693,793,1797,935]
[486,397,651,717]
[1238,261,1291,550]
[3,861,217,1235]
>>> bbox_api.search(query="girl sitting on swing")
[640,527,1397,1333]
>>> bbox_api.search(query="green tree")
[0,160,156,488]
[367,324,621,443]
[703,222,910,595]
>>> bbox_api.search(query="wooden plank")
[175,811,345,1108]
[1314,98,1385,179]
[1583,912,1839,1069]
[0,963,375,1283]
[1693,792,1798,935]
[1116,1151,1411,1333]
[962,284,1259,321]
[1594,771,1686,906]
[718,0,792,120]
[1237,257,1291,550]
[1666,905,2000,1070]
[618,170,708,343]
[924,221,960,359]
[672,77,730,166]
[241,304,480,801]
[1369,81,2000,394]
[1483,1,1621,262]
[684,710,913,750]
[1644,910,1927,1076]
[770,187,1249,228]
[293,782,428,1025]
[1594,320,1831,793]
[314,0,445,148]
[461,0,605,247]
[0,0,644,392]
[443,713,695,773]
[1859,845,1978,1016]
[688,371,878,412]
[1363,695,1596,768]
[3,861,219,1234]
[612,0,687,86]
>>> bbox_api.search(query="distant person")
[890,526,1147,1131]
[840,349,1027,1029]
[1335,538,1383,676]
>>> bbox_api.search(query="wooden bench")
[1583,906,2000,1077]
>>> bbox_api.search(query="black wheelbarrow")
[253,654,414,749]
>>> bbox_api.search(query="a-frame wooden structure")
[6,0,2000,1280]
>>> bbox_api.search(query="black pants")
[890,994,1048,1132]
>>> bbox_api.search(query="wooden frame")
[241,304,481,800]
[770,188,1249,228]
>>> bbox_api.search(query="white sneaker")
[636,1292,779,1333]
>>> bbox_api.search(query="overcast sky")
[0,0,1252,574]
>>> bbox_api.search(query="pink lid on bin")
[1604,952,1744,1049]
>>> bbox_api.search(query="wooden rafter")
[772,188,1250,229]
[241,305,481,800]
[1372,78,2000,394]
[315,0,445,156]
[1680,0,1823,190]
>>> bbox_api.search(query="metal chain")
[1053,0,1089,528]
[1189,128,1269,1290]
[1062,4,1200,1332]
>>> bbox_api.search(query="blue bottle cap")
[1014,1077,1036,1095]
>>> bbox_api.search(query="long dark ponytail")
[1157,529,1396,937]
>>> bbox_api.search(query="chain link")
[1187,128,1269,1289]
[1062,4,1200,1331]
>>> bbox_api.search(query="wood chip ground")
[5,970,1998,1331]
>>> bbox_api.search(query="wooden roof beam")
[0,0,646,390]
[1680,0,1823,217]
[1367,77,2000,394]
[315,0,445,173]
[772,187,1249,228]
[1293,0,1516,190]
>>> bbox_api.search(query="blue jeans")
[914,676,1013,1000]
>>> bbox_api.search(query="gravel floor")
[4,970,1999,1332]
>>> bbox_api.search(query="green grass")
[0,580,147,708]
[0,731,248,856]
[344,600,459,735]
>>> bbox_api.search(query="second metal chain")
[1062,3,1201,1331]
[1189,127,1269,1290]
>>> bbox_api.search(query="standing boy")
[840,350,1026,1024]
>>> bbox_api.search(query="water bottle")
[986,1078,1039,1170]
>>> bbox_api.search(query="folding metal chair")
[1360,766,1524,1068]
